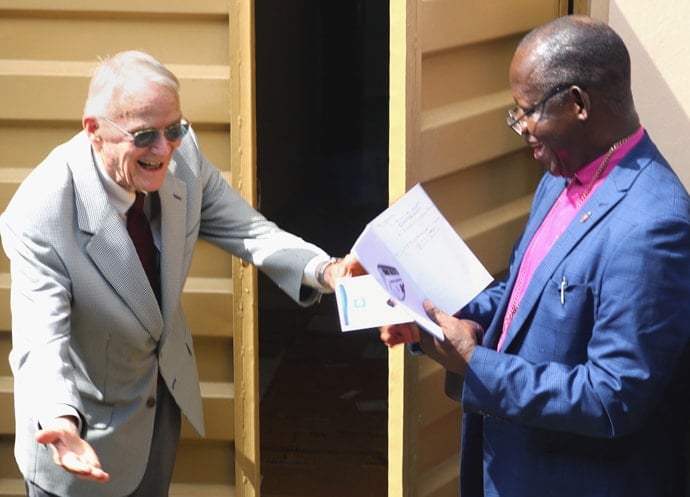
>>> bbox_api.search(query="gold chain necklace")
[504,132,636,325]
[576,132,635,205]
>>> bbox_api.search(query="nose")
[516,117,530,136]
[518,118,535,139]
[149,131,173,154]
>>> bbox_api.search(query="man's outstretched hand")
[35,416,110,482]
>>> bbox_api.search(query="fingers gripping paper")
[336,184,493,339]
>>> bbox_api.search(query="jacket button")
[146,397,157,408]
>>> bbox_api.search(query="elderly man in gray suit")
[0,50,361,497]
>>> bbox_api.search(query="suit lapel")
[498,155,643,351]
[157,163,187,321]
[483,179,564,348]
[69,133,164,338]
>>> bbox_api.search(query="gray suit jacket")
[0,130,327,497]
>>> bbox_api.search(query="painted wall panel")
[421,91,521,180]
[388,1,566,496]
[0,15,228,64]
[421,0,563,53]
[0,3,248,496]
[422,36,521,109]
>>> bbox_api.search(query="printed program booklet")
[335,183,493,339]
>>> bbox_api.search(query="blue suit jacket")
[457,132,690,497]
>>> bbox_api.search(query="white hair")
[83,50,180,118]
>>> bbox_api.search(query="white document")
[341,183,493,339]
[335,274,412,332]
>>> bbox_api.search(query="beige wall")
[590,0,690,188]
[0,3,242,495]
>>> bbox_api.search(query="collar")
[572,125,645,187]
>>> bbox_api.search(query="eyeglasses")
[101,117,190,148]
[506,84,573,136]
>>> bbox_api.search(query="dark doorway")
[255,2,389,496]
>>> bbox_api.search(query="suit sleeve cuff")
[39,405,83,433]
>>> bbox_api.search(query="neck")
[578,122,640,171]
[573,128,638,204]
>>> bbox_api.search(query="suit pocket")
[554,275,595,362]
[521,275,595,363]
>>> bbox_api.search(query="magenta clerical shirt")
[496,126,645,351]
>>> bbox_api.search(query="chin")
[546,161,569,178]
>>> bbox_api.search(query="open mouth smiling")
[138,159,164,170]
[529,141,545,160]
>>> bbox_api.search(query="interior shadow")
[255,2,390,496]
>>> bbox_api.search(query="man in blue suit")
[380,15,690,497]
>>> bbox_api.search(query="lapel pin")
[579,211,592,223]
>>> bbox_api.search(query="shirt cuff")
[303,255,334,293]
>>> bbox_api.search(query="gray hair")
[83,50,180,118]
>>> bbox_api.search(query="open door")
[386,1,568,495]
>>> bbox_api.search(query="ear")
[83,116,103,148]
[569,86,590,121]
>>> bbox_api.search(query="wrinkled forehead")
[110,81,181,120]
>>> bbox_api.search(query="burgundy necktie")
[127,192,161,303]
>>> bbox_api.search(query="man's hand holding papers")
[335,184,492,340]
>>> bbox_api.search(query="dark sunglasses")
[101,117,190,148]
